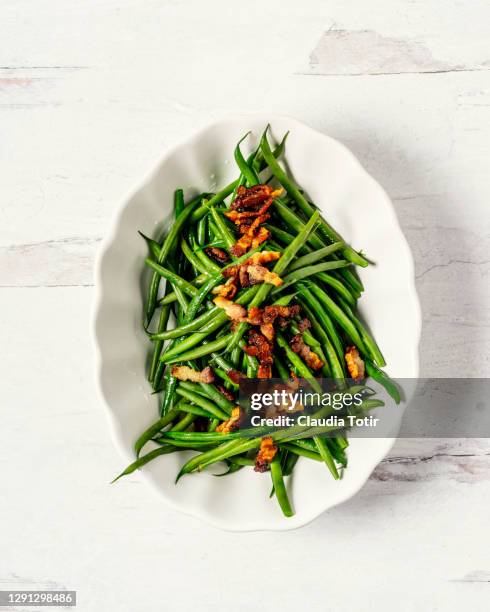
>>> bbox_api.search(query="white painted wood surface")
[1,1,489,610]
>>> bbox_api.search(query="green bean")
[197,215,208,246]
[274,353,290,379]
[266,224,312,257]
[213,367,240,390]
[177,402,217,419]
[148,303,171,383]
[183,276,218,324]
[270,456,294,517]
[272,260,350,294]
[366,360,401,403]
[335,265,364,296]
[176,438,262,481]
[282,450,299,477]
[175,387,229,420]
[253,130,289,173]
[297,284,344,364]
[286,242,343,271]
[308,283,369,355]
[134,406,180,457]
[281,442,322,462]
[112,445,177,482]
[138,231,161,261]
[275,332,322,393]
[208,418,219,432]
[178,380,235,414]
[151,306,218,341]
[290,323,332,378]
[326,439,348,467]
[174,188,185,217]
[146,197,201,324]
[313,436,340,479]
[234,132,260,185]
[339,299,386,367]
[190,180,240,223]
[272,199,325,250]
[164,333,234,364]
[199,382,235,413]
[190,235,221,274]
[180,237,213,276]
[145,258,199,298]
[209,205,236,251]
[170,412,196,432]
[260,130,369,267]
[296,291,345,380]
[315,271,356,308]
[158,273,208,307]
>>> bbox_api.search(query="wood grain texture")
[1,0,489,610]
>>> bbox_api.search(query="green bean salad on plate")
[113,127,400,517]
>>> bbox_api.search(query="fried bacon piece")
[211,277,238,300]
[246,306,263,325]
[243,329,273,379]
[230,184,274,211]
[298,317,311,333]
[262,304,301,324]
[245,251,281,266]
[216,407,241,434]
[227,184,282,257]
[205,246,229,264]
[260,322,275,342]
[245,330,273,366]
[170,365,215,383]
[345,346,365,381]
[221,252,282,290]
[257,364,272,379]
[228,369,246,385]
[230,235,253,257]
[290,334,324,371]
[254,437,278,472]
[217,385,235,402]
[247,264,283,287]
[213,296,247,321]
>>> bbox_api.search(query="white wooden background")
[1,1,489,610]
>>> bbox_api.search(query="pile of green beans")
[113,126,400,518]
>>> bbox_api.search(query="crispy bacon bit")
[213,296,247,321]
[228,369,246,385]
[257,364,272,379]
[231,184,274,211]
[251,226,270,249]
[247,306,263,325]
[217,385,235,402]
[245,251,281,266]
[254,437,277,472]
[243,329,273,379]
[262,304,301,324]
[216,407,241,434]
[290,334,324,371]
[345,346,365,381]
[260,323,275,342]
[227,184,281,256]
[170,365,215,383]
[247,264,283,286]
[212,277,238,299]
[298,317,311,333]
[230,236,252,257]
[247,330,273,365]
[239,265,251,288]
[205,246,229,264]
